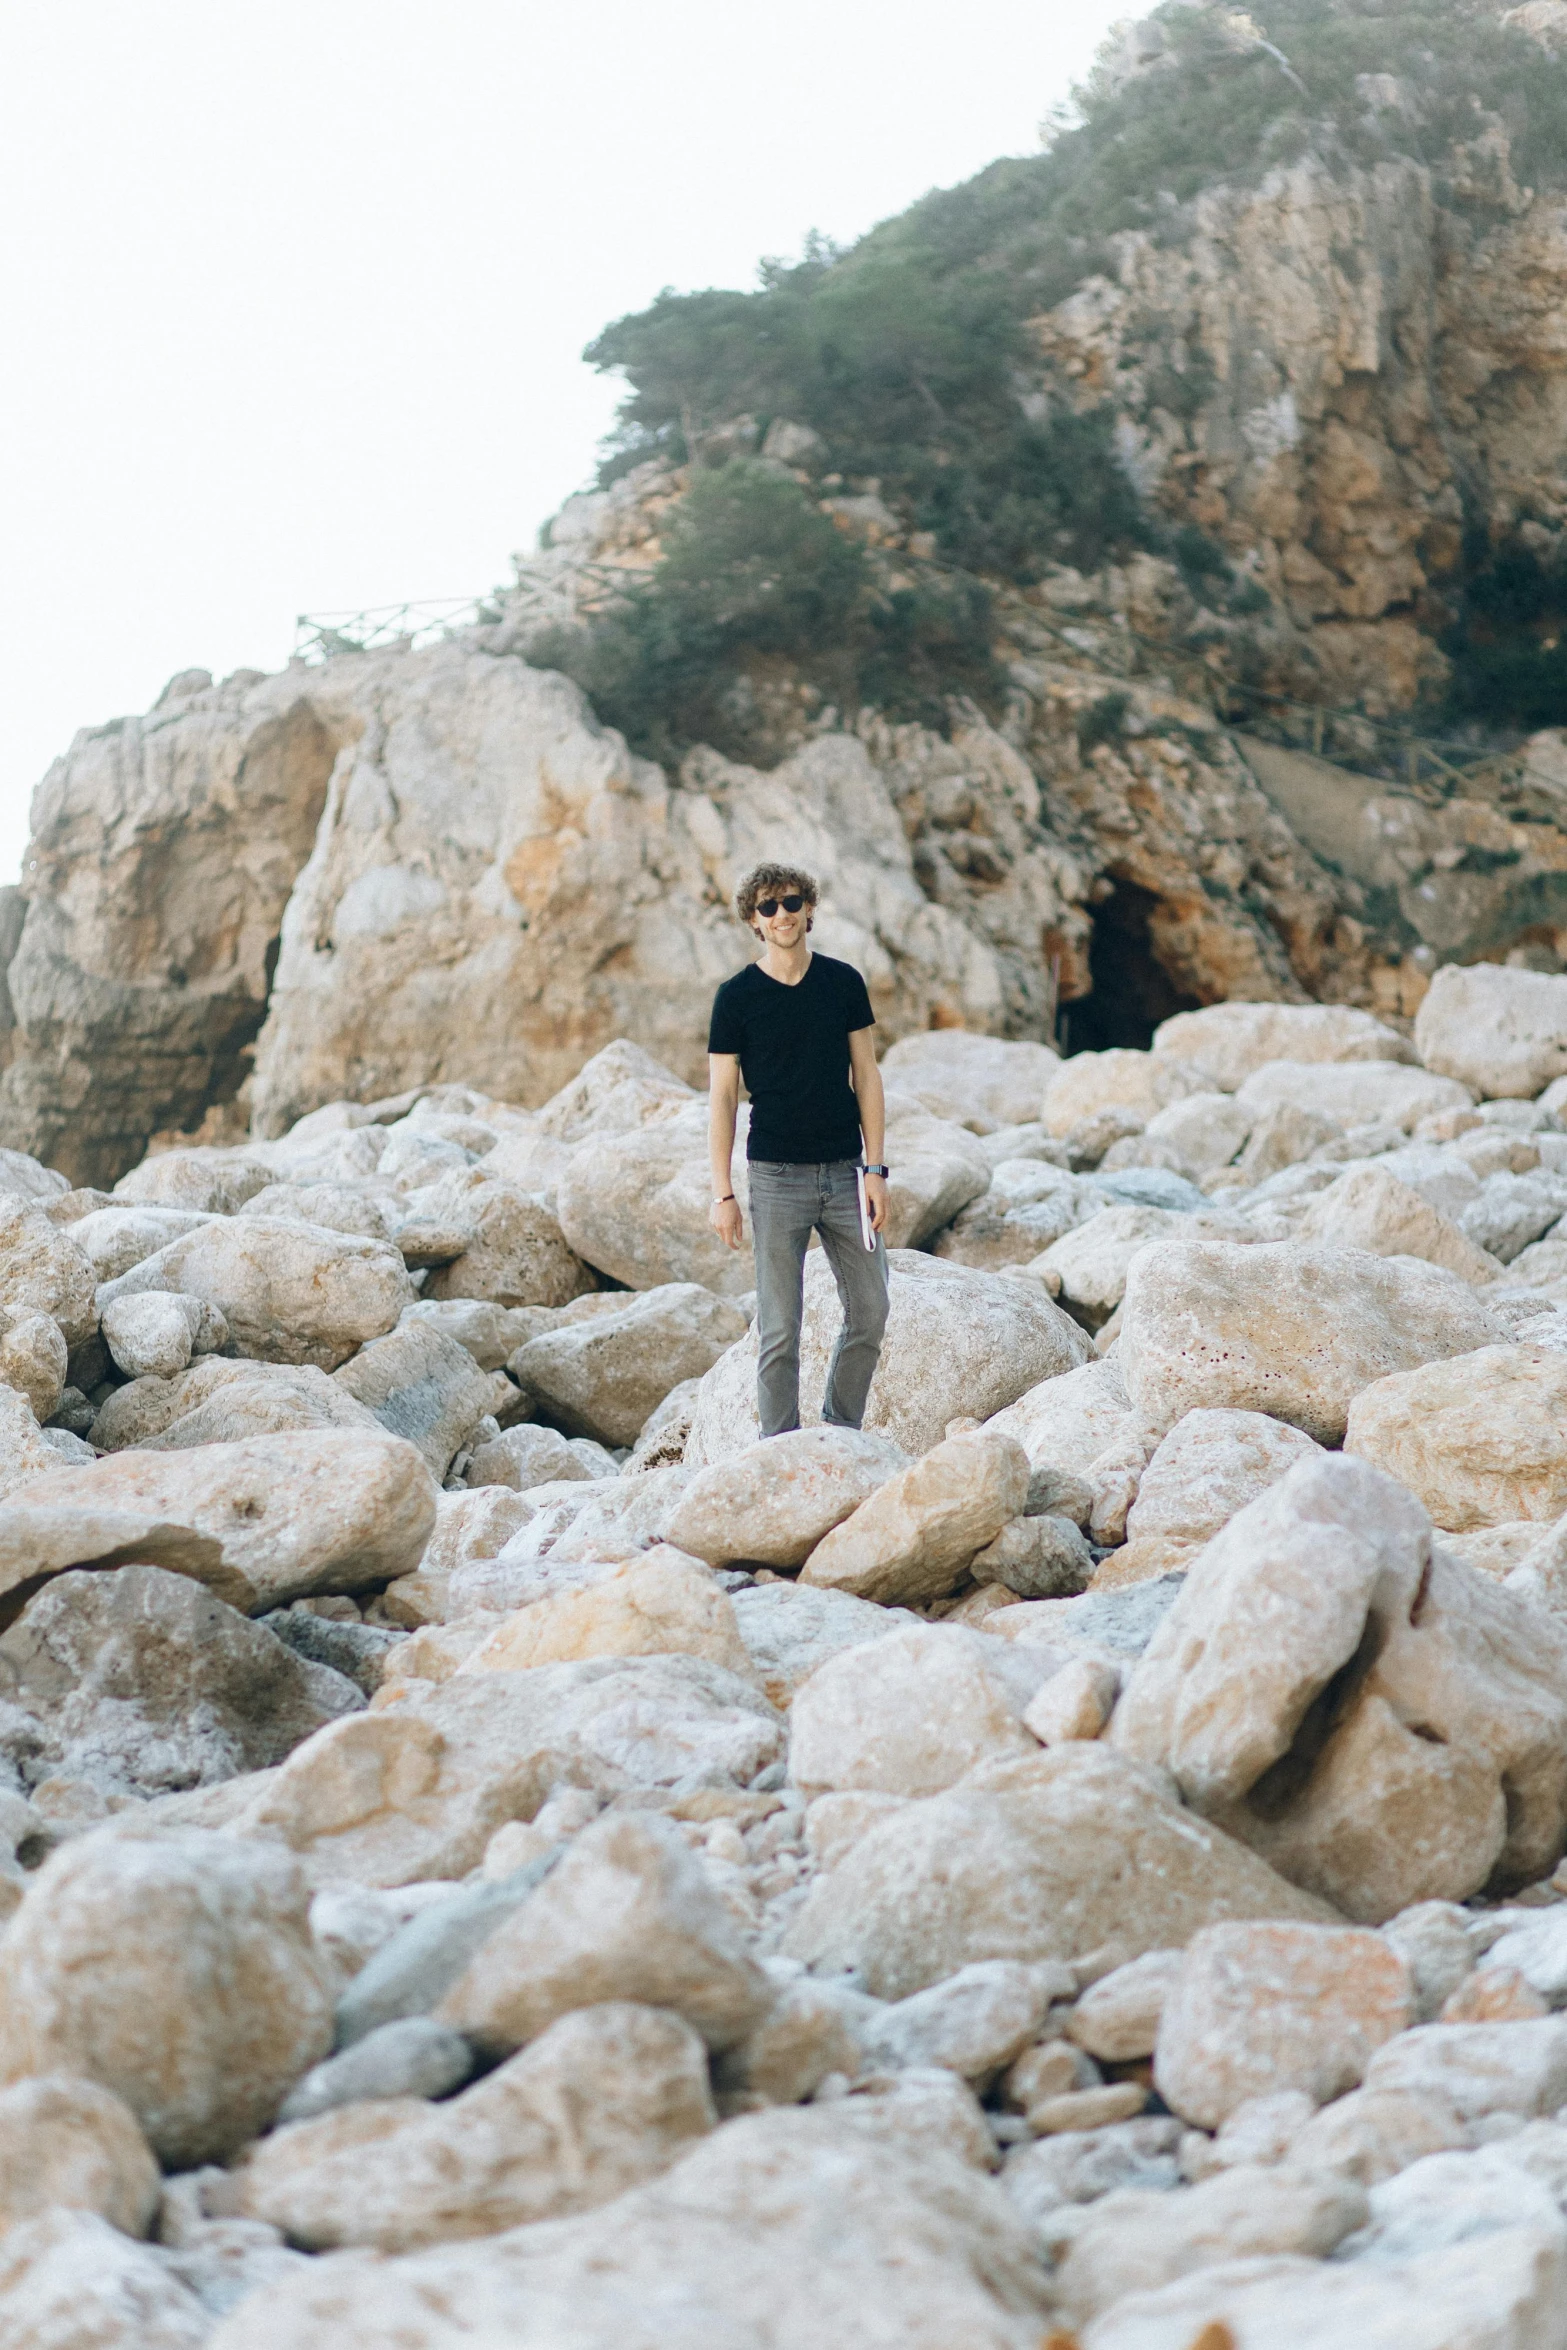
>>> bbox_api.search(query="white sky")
[0,0,1132,887]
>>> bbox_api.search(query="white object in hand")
[856,1167,877,1252]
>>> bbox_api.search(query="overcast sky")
[0,0,1132,886]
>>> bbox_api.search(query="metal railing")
[292,598,502,664]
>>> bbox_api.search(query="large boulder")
[1415,961,1567,1098]
[113,1146,274,1215]
[456,1551,755,1682]
[1345,1344,1567,1530]
[784,1745,1332,1998]
[333,1319,504,1477]
[0,1830,333,2164]
[1124,1408,1322,1553]
[557,1103,755,1297]
[0,1563,362,1799]
[510,1284,747,1448]
[800,1428,1030,1604]
[0,1199,96,1347]
[1153,1001,1413,1089]
[1117,1237,1502,1442]
[685,1251,1089,1465]
[204,2105,1052,2350]
[0,1429,437,1618]
[1235,1058,1472,1132]
[1043,1050,1215,1136]
[96,1217,415,1370]
[1298,1165,1501,1286]
[878,1031,1059,1130]
[729,1581,918,1706]
[666,1427,908,1568]
[92,1356,383,1451]
[417,1170,595,1308]
[878,1095,993,1247]
[788,1622,1053,1797]
[1112,1454,1567,1919]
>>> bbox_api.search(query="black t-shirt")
[707,952,875,1162]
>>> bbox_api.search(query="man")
[708,862,891,1438]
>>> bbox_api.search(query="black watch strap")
[860,1162,890,1177]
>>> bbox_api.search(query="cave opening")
[1061,878,1202,1054]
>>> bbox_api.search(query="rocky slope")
[2,985,1567,2339]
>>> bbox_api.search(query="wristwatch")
[859,1163,890,1177]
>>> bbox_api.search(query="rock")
[0,1310,68,1422]
[861,1961,1052,2079]
[101,1292,209,1381]
[1346,1344,1567,1529]
[1415,961,1567,1098]
[1382,1900,1479,2021]
[1364,2018,1567,2119]
[1460,1169,1567,1263]
[557,1103,758,1298]
[1067,1951,1184,2062]
[0,1198,96,1347]
[1483,1910,1567,2006]
[203,2103,1052,2350]
[0,1430,437,1617]
[332,1319,502,1479]
[1153,1920,1413,2129]
[400,1298,538,1370]
[1236,1056,1472,1132]
[1299,1164,1502,1284]
[1153,1001,1413,1089]
[1441,1964,1548,2022]
[878,1031,1059,1129]
[54,1207,214,1289]
[985,1355,1144,1500]
[1124,1408,1322,1550]
[876,1095,994,1248]
[237,2002,714,2252]
[788,1622,1053,1797]
[1116,1453,1567,1919]
[509,1283,746,1448]
[0,1146,69,1202]
[1046,2161,1368,2331]
[279,2018,474,2126]
[800,1428,1030,1604]
[498,1462,694,1564]
[457,1550,755,1682]
[784,1745,1331,1999]
[1285,2083,1469,2185]
[98,1217,415,1371]
[625,1375,701,1471]
[1034,1203,1188,1330]
[969,1512,1094,1599]
[1022,1653,1119,1741]
[0,1563,362,1798]
[1044,1051,1215,1137]
[1000,2115,1183,2227]
[114,1148,274,1214]
[688,1251,1089,1468]
[730,1582,918,1706]
[0,1829,333,2164]
[434,1811,771,2056]
[232,1655,784,1885]
[461,1422,594,1492]
[667,1426,908,1568]
[0,1385,67,1504]
[1140,1090,1254,1173]
[1230,1097,1346,1183]
[716,1975,865,2105]
[0,2073,160,2239]
[265,1601,401,1696]
[333,1865,563,2044]
[239,1179,401,1245]
[1118,1236,1502,1442]
[417,1170,594,1307]
[0,2209,211,2347]
[987,1574,1186,1665]
[92,1356,383,1452]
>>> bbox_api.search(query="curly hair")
[734,862,820,929]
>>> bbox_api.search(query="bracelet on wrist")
[714,1194,735,1205]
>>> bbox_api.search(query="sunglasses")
[756,894,806,916]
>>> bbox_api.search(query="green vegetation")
[531,462,1002,766]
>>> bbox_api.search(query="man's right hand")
[710,1197,744,1250]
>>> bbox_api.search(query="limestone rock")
[114,1147,274,1214]
[716,1975,865,2105]
[278,2017,472,2125]
[1141,1089,1254,1174]
[0,2074,160,2240]
[685,1249,1089,1465]
[233,1656,784,1886]
[1346,1344,1567,1529]
[1236,1057,1472,1132]
[877,1094,994,1247]
[985,1353,1143,1493]
[1153,1920,1413,2129]
[1364,2018,1567,2119]
[457,1550,755,1681]
[0,2209,211,2347]
[1118,1236,1501,1442]
[1021,1652,1119,1740]
[784,1745,1332,1999]
[0,1310,68,1422]
[800,1428,1030,1604]
[1285,2083,1469,2185]
[788,1622,1053,1797]
[1299,1163,1502,1285]
[969,1511,1094,1599]
[510,1283,746,1448]
[558,1102,756,1297]
[0,1384,68,1504]
[239,1178,401,1245]
[203,2104,1052,2350]
[400,1298,539,1371]
[1044,1051,1215,1137]
[417,1170,594,1308]
[95,1356,382,1452]
[1153,1001,1413,1089]
[861,1961,1052,2079]
[729,1581,918,1706]
[1125,1408,1321,1550]
[1415,961,1567,1098]
[0,1146,68,1202]
[98,1217,415,1371]
[0,1197,96,1347]
[878,1031,1059,1130]
[333,1318,501,1478]
[0,1430,437,1617]
[0,1829,333,2164]
[434,1811,772,2056]
[237,2002,714,2252]
[1067,1951,1183,2062]
[0,1563,362,1799]
[1034,1203,1187,1330]
[668,1426,907,1569]
[63,1205,214,1285]
[101,1292,210,1381]
[461,1422,593,1492]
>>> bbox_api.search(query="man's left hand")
[864,1171,890,1233]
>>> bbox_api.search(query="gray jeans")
[748,1160,890,1439]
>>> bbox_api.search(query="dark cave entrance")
[1061,878,1202,1054]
